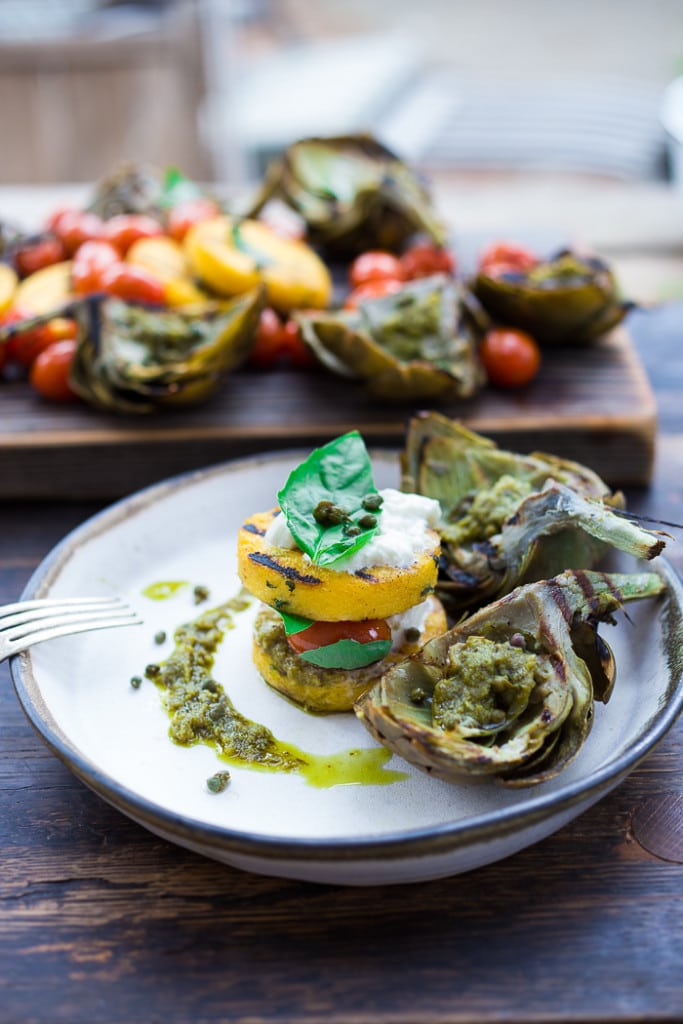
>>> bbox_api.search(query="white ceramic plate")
[11,451,683,886]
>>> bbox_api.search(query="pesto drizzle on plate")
[141,589,406,789]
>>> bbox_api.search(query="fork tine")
[0,598,129,631]
[8,612,141,656]
[1,598,142,659]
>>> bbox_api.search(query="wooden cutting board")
[0,325,656,500]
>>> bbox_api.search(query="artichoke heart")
[472,250,629,347]
[355,569,666,786]
[297,276,485,402]
[69,289,264,413]
[401,413,666,613]
[242,133,447,256]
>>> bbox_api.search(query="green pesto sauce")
[142,580,190,601]
[446,475,532,546]
[373,290,442,362]
[147,593,406,789]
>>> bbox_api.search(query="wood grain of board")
[0,326,656,499]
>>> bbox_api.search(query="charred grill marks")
[247,552,322,586]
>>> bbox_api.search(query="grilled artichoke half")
[401,412,666,613]
[356,569,666,787]
[242,133,447,257]
[297,276,485,402]
[471,250,630,347]
[69,289,263,413]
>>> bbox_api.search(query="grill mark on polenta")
[248,552,323,585]
[242,522,266,536]
[354,569,378,581]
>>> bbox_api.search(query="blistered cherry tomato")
[344,278,403,309]
[29,338,78,401]
[348,250,404,289]
[102,214,164,255]
[478,241,539,276]
[71,240,121,295]
[480,328,541,389]
[400,242,456,279]
[248,308,286,368]
[287,618,391,655]
[50,209,105,256]
[99,263,165,304]
[167,198,221,242]
[2,308,77,368]
[13,236,66,278]
[280,317,316,368]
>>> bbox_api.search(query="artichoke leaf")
[355,569,666,786]
[471,250,630,347]
[297,277,484,402]
[69,289,264,413]
[401,413,662,613]
[243,133,447,256]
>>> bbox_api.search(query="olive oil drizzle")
[144,591,406,789]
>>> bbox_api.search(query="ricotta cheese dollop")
[264,488,442,572]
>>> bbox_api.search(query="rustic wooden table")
[1,178,683,1022]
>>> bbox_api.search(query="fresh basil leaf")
[298,637,391,670]
[279,610,313,636]
[278,431,381,567]
[159,167,204,209]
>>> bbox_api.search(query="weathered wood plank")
[0,326,657,499]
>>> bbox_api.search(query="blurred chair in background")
[0,0,211,183]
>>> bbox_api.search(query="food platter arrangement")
[0,134,657,497]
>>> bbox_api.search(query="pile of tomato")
[0,198,223,400]
[1,192,543,403]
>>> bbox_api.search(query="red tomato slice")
[478,241,539,276]
[287,618,391,655]
[400,242,456,279]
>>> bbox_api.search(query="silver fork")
[0,597,142,660]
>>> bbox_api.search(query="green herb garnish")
[278,431,382,566]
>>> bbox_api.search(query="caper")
[358,513,377,529]
[313,500,349,526]
[130,675,143,689]
[154,630,167,645]
[404,626,421,644]
[362,493,383,511]
[193,584,210,604]
[206,771,231,794]
[344,524,361,537]
[145,663,161,678]
[410,687,427,705]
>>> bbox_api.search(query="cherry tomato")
[167,198,221,242]
[99,263,165,305]
[103,214,164,255]
[1,308,77,368]
[344,278,403,309]
[50,209,105,256]
[348,250,404,289]
[480,328,541,389]
[29,338,78,401]
[13,236,66,278]
[280,318,316,368]
[71,240,121,295]
[478,241,539,276]
[248,308,286,368]
[400,242,456,279]
[287,618,391,655]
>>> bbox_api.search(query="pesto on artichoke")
[401,412,666,612]
[242,133,447,257]
[471,250,630,347]
[355,569,666,787]
[296,276,485,402]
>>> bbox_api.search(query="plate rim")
[10,449,683,867]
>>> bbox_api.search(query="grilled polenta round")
[252,595,447,713]
[237,508,440,621]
